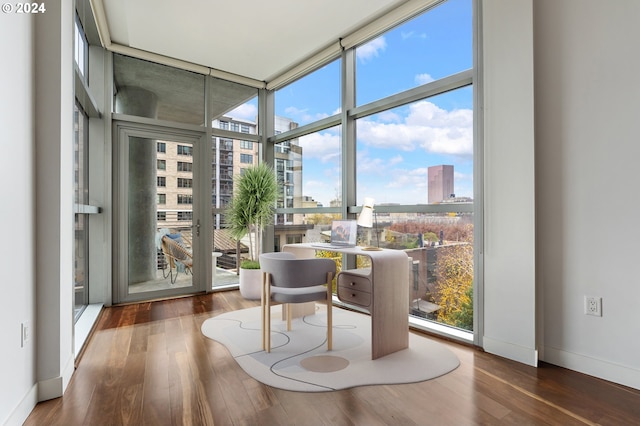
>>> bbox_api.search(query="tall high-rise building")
[428,165,454,204]
[208,115,302,229]
[274,116,302,225]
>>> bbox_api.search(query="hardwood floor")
[25,291,640,425]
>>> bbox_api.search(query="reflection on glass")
[128,139,193,293]
[275,125,342,213]
[113,54,205,125]
[209,77,258,125]
[356,0,472,106]
[274,214,344,254]
[275,60,340,127]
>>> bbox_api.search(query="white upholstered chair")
[259,252,336,352]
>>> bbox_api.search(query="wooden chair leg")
[266,275,271,353]
[261,272,266,350]
[327,272,333,351]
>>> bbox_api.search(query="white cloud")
[358,166,431,205]
[227,103,257,121]
[298,130,341,163]
[355,152,402,174]
[358,100,473,157]
[388,155,403,166]
[284,106,330,124]
[415,73,435,85]
[383,167,429,190]
[356,37,386,62]
[401,31,427,40]
[303,178,340,207]
[377,110,402,123]
[356,151,386,174]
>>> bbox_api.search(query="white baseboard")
[37,354,75,402]
[543,345,640,391]
[483,336,538,367]
[4,384,37,426]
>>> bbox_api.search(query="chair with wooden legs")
[259,252,336,352]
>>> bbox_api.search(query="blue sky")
[231,0,472,207]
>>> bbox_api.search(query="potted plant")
[226,163,278,299]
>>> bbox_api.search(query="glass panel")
[272,123,344,277]
[356,87,473,206]
[356,0,472,106]
[74,214,88,320]
[354,86,474,332]
[211,124,259,289]
[275,125,342,212]
[113,54,206,125]
[208,78,259,289]
[209,77,258,125]
[405,225,473,331]
[74,15,88,79]
[274,213,362,251]
[73,102,89,320]
[275,59,340,127]
[128,137,194,293]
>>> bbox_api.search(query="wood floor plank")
[24,291,640,426]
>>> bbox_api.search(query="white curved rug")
[201,305,460,392]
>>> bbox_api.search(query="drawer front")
[337,273,372,293]
[337,286,371,308]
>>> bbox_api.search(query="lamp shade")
[357,197,375,228]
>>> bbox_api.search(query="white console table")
[282,243,409,360]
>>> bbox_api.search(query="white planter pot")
[239,268,262,300]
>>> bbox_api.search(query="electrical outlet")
[584,296,602,317]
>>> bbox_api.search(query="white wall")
[482,0,537,365]
[0,1,75,424]
[34,0,75,402]
[535,0,640,389]
[0,12,38,426]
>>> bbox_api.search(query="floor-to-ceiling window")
[210,79,259,289]
[92,0,476,340]
[73,12,91,321]
[269,0,475,341]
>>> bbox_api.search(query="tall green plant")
[226,163,278,262]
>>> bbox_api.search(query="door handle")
[194,219,201,237]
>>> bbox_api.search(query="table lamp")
[357,197,380,248]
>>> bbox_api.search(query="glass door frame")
[113,120,211,304]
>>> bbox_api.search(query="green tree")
[226,164,278,262]
[449,284,473,330]
[306,213,338,225]
[434,243,473,330]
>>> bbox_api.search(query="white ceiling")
[95,0,410,84]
